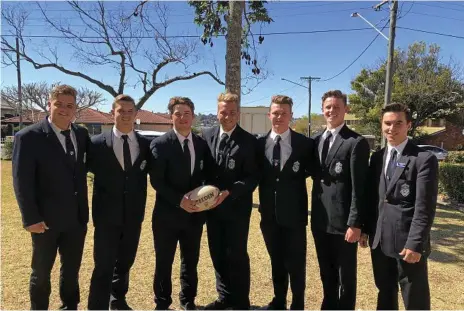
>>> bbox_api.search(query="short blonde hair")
[271,95,293,107]
[112,94,136,109]
[217,92,239,105]
[49,84,77,101]
[168,97,195,115]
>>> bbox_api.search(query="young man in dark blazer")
[311,90,370,310]
[12,84,90,310]
[149,97,215,310]
[257,95,315,310]
[361,103,438,310]
[87,95,151,310]
[202,92,259,310]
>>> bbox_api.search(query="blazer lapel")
[71,124,85,165]
[281,130,297,172]
[41,118,73,171]
[379,148,388,199]
[212,126,220,155]
[192,134,202,176]
[104,130,124,171]
[386,142,412,196]
[325,135,343,166]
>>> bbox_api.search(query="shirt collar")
[48,116,71,135]
[113,126,136,141]
[324,123,345,138]
[387,138,409,156]
[219,125,236,138]
[173,128,193,144]
[270,128,290,142]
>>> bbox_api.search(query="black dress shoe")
[110,300,133,310]
[155,305,171,310]
[180,302,197,310]
[204,299,234,310]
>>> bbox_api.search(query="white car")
[135,130,166,140]
[418,145,448,161]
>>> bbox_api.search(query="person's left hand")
[399,248,422,263]
[210,190,230,209]
[345,227,361,243]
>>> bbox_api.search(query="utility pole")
[381,0,398,147]
[16,36,23,130]
[300,76,320,136]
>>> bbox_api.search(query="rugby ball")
[189,185,220,211]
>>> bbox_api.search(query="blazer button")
[383,199,388,203]
[74,191,78,195]
[321,179,324,183]
[276,178,279,182]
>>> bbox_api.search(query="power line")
[397,26,464,39]
[2,26,463,41]
[319,20,390,82]
[415,2,464,12]
[242,85,298,106]
[408,11,464,22]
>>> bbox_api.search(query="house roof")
[135,109,172,124]
[1,107,172,125]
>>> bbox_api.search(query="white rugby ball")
[189,185,220,211]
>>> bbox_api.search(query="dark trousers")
[30,226,87,310]
[260,218,307,310]
[371,246,430,310]
[88,223,142,310]
[312,229,358,310]
[153,218,204,308]
[207,216,251,309]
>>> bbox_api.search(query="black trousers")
[88,223,142,310]
[312,229,358,310]
[29,226,87,310]
[207,216,251,309]
[371,246,430,310]
[260,218,307,310]
[152,218,204,308]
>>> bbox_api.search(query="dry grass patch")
[1,160,463,309]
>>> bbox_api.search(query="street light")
[351,12,389,41]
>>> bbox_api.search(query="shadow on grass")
[429,206,464,266]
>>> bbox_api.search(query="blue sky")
[2,1,464,117]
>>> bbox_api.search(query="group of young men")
[12,84,438,310]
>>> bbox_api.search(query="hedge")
[445,151,464,164]
[1,141,13,160]
[439,163,464,203]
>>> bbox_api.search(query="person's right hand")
[180,194,198,213]
[26,222,49,233]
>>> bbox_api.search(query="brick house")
[418,121,464,151]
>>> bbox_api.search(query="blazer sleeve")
[347,137,370,228]
[364,152,379,235]
[12,133,43,227]
[229,136,259,199]
[149,139,184,207]
[405,153,438,253]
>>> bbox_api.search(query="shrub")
[1,141,14,160]
[445,151,464,164]
[439,163,464,203]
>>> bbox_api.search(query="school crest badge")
[140,160,147,171]
[228,158,235,170]
[400,183,410,197]
[292,161,300,173]
[335,161,343,174]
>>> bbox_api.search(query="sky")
[1,0,464,117]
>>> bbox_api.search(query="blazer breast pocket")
[394,179,414,202]
[329,159,347,178]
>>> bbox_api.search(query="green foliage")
[445,151,464,164]
[293,113,326,137]
[349,42,464,144]
[188,1,273,75]
[1,141,14,160]
[439,163,464,203]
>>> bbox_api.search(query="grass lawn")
[1,160,464,309]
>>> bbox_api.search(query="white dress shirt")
[265,129,292,170]
[384,138,409,176]
[318,123,345,161]
[174,129,195,175]
[112,126,140,170]
[48,117,78,159]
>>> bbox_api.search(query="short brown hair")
[168,97,195,115]
[271,95,293,108]
[112,94,136,109]
[217,92,239,105]
[322,90,347,106]
[49,84,77,101]
[382,103,412,122]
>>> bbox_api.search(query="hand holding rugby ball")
[188,185,220,211]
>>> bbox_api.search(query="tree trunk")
[225,1,244,107]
